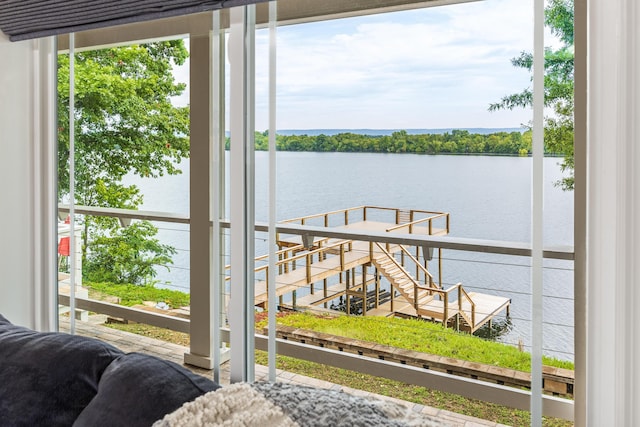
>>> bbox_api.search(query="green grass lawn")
[86,282,190,308]
[257,312,574,371]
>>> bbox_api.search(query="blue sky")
[174,0,555,131]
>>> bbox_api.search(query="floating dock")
[244,206,510,333]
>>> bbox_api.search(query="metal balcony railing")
[57,204,575,421]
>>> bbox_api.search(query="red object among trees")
[58,238,70,257]
[58,216,71,256]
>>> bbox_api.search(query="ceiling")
[0,0,479,43]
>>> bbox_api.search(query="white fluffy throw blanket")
[154,382,451,427]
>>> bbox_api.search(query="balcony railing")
[57,204,575,421]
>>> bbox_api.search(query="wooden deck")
[371,292,511,333]
[252,206,511,332]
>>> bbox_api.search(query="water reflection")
[473,316,513,340]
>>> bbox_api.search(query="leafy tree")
[489,0,574,190]
[58,40,190,283]
[84,221,176,285]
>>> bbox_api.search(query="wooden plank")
[417,299,460,321]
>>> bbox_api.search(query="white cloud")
[169,37,190,108]
[173,0,562,131]
[251,0,545,130]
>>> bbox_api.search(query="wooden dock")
[370,292,511,332]
[246,206,510,333]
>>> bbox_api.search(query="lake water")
[126,151,575,361]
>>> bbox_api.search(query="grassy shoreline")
[92,283,574,426]
[87,282,573,371]
[256,311,574,372]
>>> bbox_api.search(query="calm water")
[126,152,575,361]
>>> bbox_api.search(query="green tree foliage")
[84,222,176,285]
[489,0,574,190]
[58,40,190,284]
[253,130,538,156]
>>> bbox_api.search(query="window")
[54,1,576,424]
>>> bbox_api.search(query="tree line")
[247,129,563,157]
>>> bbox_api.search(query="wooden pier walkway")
[247,206,510,333]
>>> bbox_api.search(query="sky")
[173,0,558,131]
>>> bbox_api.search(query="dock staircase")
[371,243,435,313]
[370,242,476,329]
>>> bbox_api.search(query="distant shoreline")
[272,127,525,137]
[246,127,565,157]
[259,150,564,158]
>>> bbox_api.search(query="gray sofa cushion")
[0,314,124,426]
[74,352,221,427]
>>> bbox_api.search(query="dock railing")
[385,212,450,235]
[279,205,450,236]
[439,283,475,328]
[408,282,476,329]
[459,284,476,328]
[225,244,306,291]
[280,206,366,227]
[396,244,437,288]
[227,239,355,293]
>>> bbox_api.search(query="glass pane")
[57,36,193,357]
[252,1,573,424]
